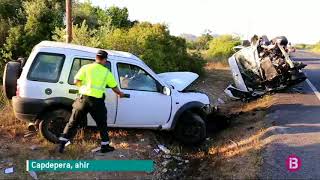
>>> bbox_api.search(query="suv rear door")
[24,52,66,99]
[60,56,117,126]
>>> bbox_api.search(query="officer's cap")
[97,50,108,59]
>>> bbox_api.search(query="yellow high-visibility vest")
[74,63,117,98]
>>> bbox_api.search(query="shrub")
[53,21,102,48]
[205,35,241,63]
[53,22,205,74]
[103,22,205,74]
[312,42,320,52]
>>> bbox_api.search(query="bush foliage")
[312,42,320,52]
[204,35,241,63]
[0,0,243,75]
[0,1,205,76]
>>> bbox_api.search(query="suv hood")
[158,72,199,91]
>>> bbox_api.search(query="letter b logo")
[286,154,301,172]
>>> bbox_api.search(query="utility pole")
[66,0,72,43]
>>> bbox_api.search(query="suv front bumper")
[12,96,46,122]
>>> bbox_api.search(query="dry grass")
[0,93,154,179]
[0,92,27,138]
[178,96,272,179]
[208,95,274,179]
[184,63,276,179]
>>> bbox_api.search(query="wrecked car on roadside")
[225,36,307,100]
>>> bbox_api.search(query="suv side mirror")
[162,86,171,96]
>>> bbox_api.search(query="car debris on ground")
[28,171,38,180]
[154,148,160,153]
[157,145,170,154]
[30,145,40,151]
[91,147,101,153]
[162,155,171,159]
[161,160,171,166]
[24,131,37,138]
[4,167,14,174]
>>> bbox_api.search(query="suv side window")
[117,63,159,92]
[28,52,65,82]
[68,58,111,85]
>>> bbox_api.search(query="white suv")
[3,41,212,144]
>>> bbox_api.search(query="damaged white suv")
[3,41,212,144]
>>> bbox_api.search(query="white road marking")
[306,78,320,102]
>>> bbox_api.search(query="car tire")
[39,109,71,144]
[3,61,21,99]
[175,111,206,145]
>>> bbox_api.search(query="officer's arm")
[107,71,124,97]
[112,86,125,97]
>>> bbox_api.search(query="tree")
[0,0,24,49]
[103,22,204,74]
[1,0,64,63]
[1,25,24,64]
[0,0,23,21]
[0,2,205,77]
[73,0,100,28]
[195,33,213,50]
[205,34,241,63]
[106,6,134,29]
[23,0,64,47]
[53,21,101,47]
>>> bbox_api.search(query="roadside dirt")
[0,62,273,179]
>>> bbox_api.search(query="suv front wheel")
[175,111,206,144]
[39,109,71,143]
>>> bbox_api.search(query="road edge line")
[306,79,320,102]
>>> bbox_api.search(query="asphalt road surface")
[260,50,320,179]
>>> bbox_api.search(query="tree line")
[0,0,241,77]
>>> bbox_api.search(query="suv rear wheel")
[175,111,206,144]
[39,109,71,143]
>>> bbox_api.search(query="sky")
[82,0,320,44]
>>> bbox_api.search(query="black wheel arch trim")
[170,101,206,130]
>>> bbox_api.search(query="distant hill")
[180,33,197,41]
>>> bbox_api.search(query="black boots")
[58,138,115,153]
[58,137,69,153]
[100,144,115,153]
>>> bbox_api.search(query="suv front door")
[115,62,171,126]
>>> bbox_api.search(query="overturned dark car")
[225,36,307,100]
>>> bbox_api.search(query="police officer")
[58,50,125,153]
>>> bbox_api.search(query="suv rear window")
[27,53,65,82]
[68,58,111,85]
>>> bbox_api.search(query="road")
[260,50,320,179]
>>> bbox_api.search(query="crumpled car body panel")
[225,39,307,100]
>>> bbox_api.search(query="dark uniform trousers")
[62,95,110,142]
